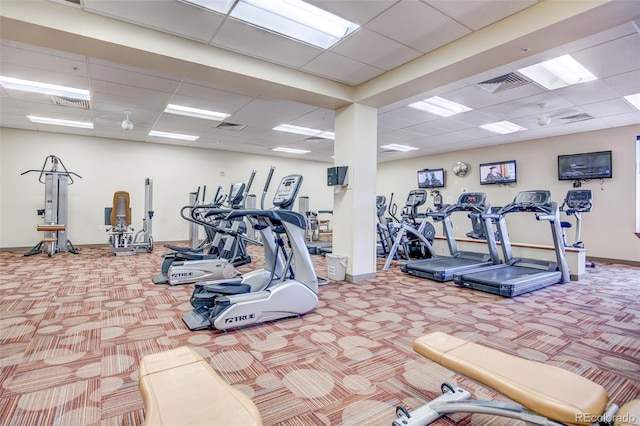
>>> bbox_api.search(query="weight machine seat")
[110,191,131,228]
[413,331,610,425]
[37,224,66,232]
[138,346,262,426]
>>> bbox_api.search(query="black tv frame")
[479,160,517,185]
[557,150,612,181]
[418,168,445,189]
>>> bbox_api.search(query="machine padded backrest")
[111,191,131,227]
[138,346,262,426]
[414,331,609,425]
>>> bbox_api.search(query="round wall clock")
[453,161,469,177]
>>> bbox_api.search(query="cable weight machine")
[21,155,82,257]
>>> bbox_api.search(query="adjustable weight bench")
[138,346,262,426]
[394,331,639,426]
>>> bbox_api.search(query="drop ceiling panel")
[365,1,470,53]
[603,70,640,96]
[553,80,620,105]
[301,51,384,86]
[601,111,640,127]
[169,89,255,116]
[0,63,90,91]
[440,84,505,110]
[83,0,225,43]
[211,19,323,69]
[427,0,538,31]
[88,65,180,95]
[90,80,175,107]
[579,98,636,118]
[330,28,422,71]
[573,33,640,79]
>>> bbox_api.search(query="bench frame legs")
[393,383,621,426]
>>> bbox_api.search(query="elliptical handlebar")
[261,166,276,210]
[242,170,257,209]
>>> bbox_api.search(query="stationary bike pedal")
[182,306,212,331]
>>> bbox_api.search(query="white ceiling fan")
[96,110,134,131]
[535,103,578,126]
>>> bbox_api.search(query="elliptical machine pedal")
[182,306,212,331]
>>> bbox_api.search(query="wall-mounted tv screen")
[479,160,517,185]
[418,168,445,189]
[558,150,612,180]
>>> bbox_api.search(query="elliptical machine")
[182,174,319,332]
[152,171,260,285]
[382,189,436,271]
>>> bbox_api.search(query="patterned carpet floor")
[0,243,639,426]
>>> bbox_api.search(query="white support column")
[332,103,377,282]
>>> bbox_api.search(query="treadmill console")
[406,189,427,207]
[272,175,303,210]
[512,190,552,210]
[457,192,486,208]
[564,189,592,212]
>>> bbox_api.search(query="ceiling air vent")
[559,113,594,123]
[477,72,530,93]
[51,96,91,110]
[215,122,247,131]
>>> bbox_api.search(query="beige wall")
[0,128,334,248]
[377,124,640,263]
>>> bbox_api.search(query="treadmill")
[400,192,500,282]
[453,190,570,297]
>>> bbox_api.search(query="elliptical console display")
[273,175,303,209]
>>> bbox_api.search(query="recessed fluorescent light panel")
[0,76,91,100]
[517,54,597,90]
[28,115,93,129]
[272,147,310,154]
[408,96,472,117]
[229,0,359,49]
[149,130,200,141]
[164,104,230,121]
[273,124,335,140]
[381,144,419,152]
[623,93,640,110]
[179,0,235,14]
[480,121,527,134]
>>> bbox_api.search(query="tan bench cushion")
[616,400,640,426]
[414,331,609,425]
[139,346,262,426]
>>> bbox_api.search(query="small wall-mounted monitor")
[417,168,445,189]
[558,150,612,181]
[327,166,348,186]
[479,160,517,185]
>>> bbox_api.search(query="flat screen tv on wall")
[417,168,445,189]
[558,150,612,180]
[479,160,517,185]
